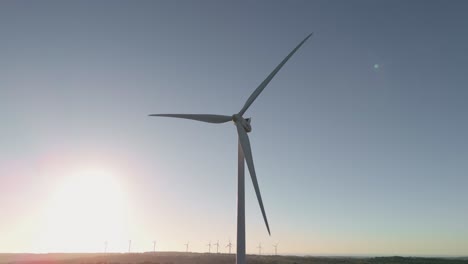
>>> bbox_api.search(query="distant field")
[1,253,468,264]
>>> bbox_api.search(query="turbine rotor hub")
[232,114,252,133]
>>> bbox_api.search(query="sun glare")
[38,169,129,252]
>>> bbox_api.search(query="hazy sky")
[1,0,468,256]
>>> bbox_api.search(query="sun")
[38,168,129,252]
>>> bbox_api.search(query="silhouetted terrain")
[1,253,468,264]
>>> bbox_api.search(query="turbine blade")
[238,33,313,116]
[149,114,232,124]
[235,122,271,235]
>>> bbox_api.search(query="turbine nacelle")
[232,114,252,133]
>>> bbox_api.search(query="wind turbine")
[273,243,278,255]
[226,240,233,254]
[153,240,156,253]
[214,240,220,254]
[184,241,189,253]
[128,240,132,253]
[207,241,212,253]
[257,243,262,255]
[149,33,312,264]
[104,241,107,253]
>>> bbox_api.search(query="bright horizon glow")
[34,168,129,253]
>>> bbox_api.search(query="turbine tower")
[207,241,211,253]
[226,240,233,254]
[184,241,189,253]
[149,33,312,264]
[214,240,220,254]
[153,241,156,253]
[128,240,132,253]
[273,243,278,255]
[257,243,262,255]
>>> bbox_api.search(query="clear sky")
[1,0,468,256]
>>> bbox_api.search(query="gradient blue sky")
[1,0,468,256]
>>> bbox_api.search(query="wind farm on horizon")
[90,239,278,255]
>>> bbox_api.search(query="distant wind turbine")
[149,33,312,264]
[214,240,220,254]
[128,240,132,253]
[273,243,278,255]
[104,241,107,253]
[257,243,262,255]
[153,241,156,252]
[226,240,233,254]
[184,241,189,253]
[206,241,211,253]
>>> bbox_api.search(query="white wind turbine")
[207,241,212,253]
[184,241,189,253]
[214,240,220,254]
[149,33,312,264]
[226,240,233,254]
